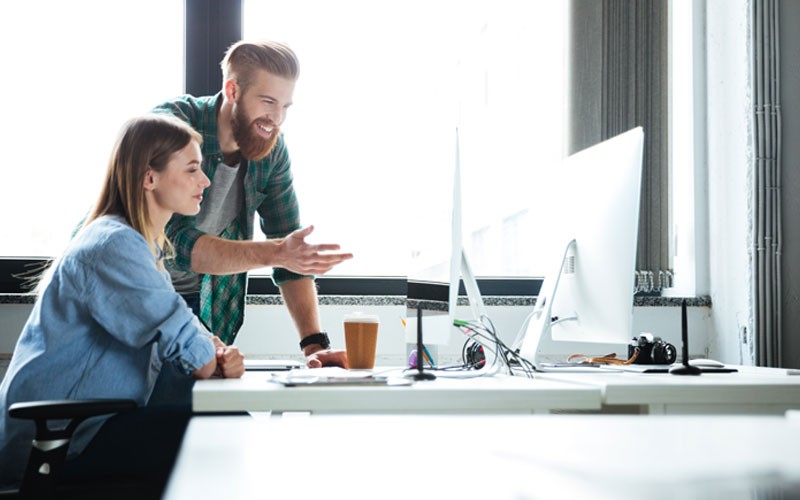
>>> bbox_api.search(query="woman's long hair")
[85,114,203,264]
[27,115,201,292]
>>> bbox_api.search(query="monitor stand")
[516,239,575,369]
[407,306,436,381]
[669,299,701,375]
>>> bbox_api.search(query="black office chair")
[0,399,138,500]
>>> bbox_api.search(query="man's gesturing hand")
[277,225,353,275]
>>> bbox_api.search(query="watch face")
[320,333,331,348]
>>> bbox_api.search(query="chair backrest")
[8,399,136,500]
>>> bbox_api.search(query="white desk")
[192,369,602,414]
[537,365,800,415]
[165,414,800,500]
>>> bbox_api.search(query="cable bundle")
[454,317,537,378]
[402,315,536,379]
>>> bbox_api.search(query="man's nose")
[267,106,285,126]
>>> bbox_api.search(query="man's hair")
[86,114,203,264]
[221,40,300,92]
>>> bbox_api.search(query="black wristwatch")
[299,332,331,351]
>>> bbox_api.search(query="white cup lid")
[343,312,380,323]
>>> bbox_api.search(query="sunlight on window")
[0,0,184,257]
[244,0,567,278]
[666,0,698,296]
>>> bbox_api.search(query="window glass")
[244,0,567,278]
[0,1,184,257]
[667,0,700,295]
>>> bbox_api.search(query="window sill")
[0,293,711,308]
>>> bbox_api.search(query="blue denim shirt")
[0,215,215,486]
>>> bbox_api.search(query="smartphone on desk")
[536,363,621,373]
[245,359,305,371]
[269,373,412,387]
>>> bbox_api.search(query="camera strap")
[566,349,640,365]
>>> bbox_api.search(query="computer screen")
[406,128,487,356]
[516,127,644,367]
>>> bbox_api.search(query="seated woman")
[0,114,244,493]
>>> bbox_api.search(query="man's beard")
[231,106,280,161]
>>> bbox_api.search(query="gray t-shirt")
[170,161,245,294]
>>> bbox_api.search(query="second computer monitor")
[518,127,644,366]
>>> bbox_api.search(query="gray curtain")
[567,0,670,292]
[753,0,782,367]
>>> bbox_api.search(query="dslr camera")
[628,333,677,364]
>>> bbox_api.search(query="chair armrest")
[9,399,137,421]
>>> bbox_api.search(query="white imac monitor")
[449,128,487,325]
[517,127,644,368]
[406,129,489,363]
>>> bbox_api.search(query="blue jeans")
[62,405,191,497]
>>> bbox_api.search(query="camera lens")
[653,342,677,364]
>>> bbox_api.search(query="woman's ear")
[143,168,157,192]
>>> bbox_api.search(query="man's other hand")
[306,348,348,369]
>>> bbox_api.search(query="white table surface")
[536,365,800,414]
[192,368,603,414]
[165,413,800,500]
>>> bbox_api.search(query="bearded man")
[150,40,352,405]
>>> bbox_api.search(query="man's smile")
[256,122,274,138]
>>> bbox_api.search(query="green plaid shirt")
[154,94,305,344]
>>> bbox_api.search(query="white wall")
[704,0,755,365]
[0,304,35,354]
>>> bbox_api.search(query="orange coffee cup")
[343,312,380,369]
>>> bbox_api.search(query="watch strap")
[299,332,331,350]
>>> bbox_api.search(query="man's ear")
[143,168,157,192]
[224,79,239,102]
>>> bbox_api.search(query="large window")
[666,0,704,296]
[0,1,184,257]
[1,1,701,295]
[244,0,568,279]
